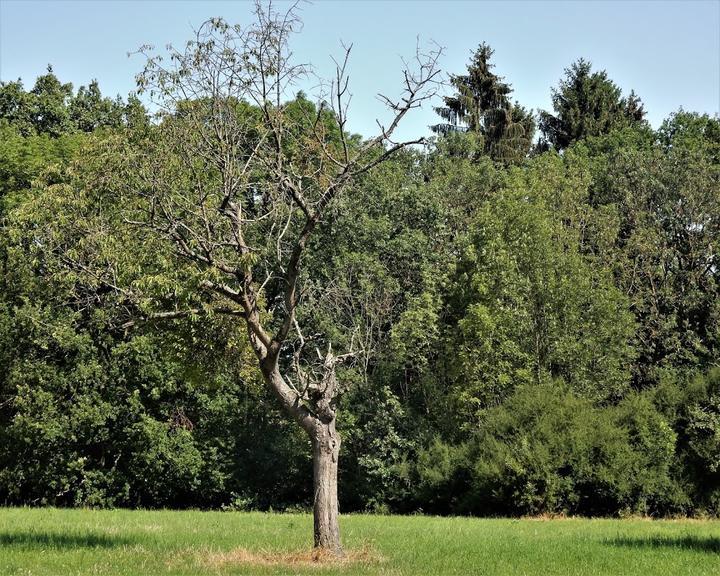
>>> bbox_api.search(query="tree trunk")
[311,422,342,554]
[261,367,343,553]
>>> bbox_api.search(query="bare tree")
[131,2,440,553]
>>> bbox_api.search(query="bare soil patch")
[200,546,381,569]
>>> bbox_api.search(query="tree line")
[1,18,719,527]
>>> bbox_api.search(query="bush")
[412,381,685,517]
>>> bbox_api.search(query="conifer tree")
[432,43,535,165]
[539,59,647,151]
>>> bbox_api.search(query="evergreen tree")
[539,59,647,151]
[432,43,535,165]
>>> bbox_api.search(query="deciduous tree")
[86,3,438,552]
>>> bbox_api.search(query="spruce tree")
[432,43,535,165]
[539,59,647,151]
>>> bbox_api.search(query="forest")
[0,12,719,526]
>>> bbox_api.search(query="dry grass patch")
[200,546,382,569]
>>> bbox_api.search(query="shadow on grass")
[0,531,135,549]
[609,535,720,554]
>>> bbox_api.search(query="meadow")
[1,508,719,575]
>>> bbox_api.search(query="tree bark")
[311,421,342,554]
[261,366,343,554]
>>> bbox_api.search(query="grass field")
[1,508,719,575]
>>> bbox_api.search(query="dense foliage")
[1,52,718,517]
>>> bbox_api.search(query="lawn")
[1,508,719,575]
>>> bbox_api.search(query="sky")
[0,0,718,142]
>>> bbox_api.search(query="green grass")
[1,508,720,575]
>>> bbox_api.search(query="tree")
[444,155,636,419]
[42,4,439,552]
[0,79,35,135]
[584,113,720,385]
[28,66,75,137]
[0,68,144,137]
[68,80,123,132]
[0,66,77,137]
[432,43,535,165]
[538,59,646,151]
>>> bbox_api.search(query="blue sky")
[1,0,718,142]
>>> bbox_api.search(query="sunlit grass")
[1,508,719,575]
